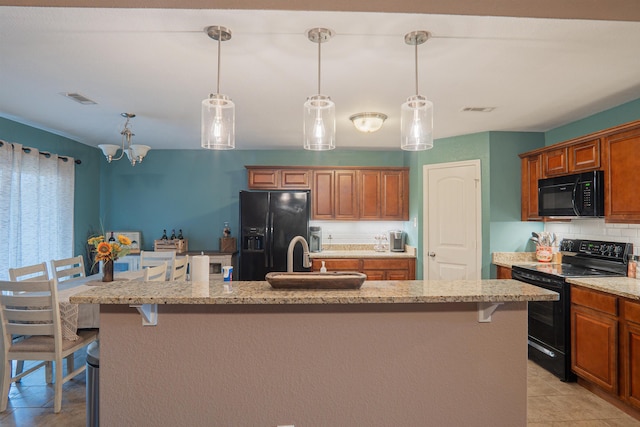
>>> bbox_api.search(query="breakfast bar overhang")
[71,279,557,426]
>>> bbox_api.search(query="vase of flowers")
[88,234,132,282]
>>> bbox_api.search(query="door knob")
[429,252,436,257]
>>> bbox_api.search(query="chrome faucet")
[287,235,311,272]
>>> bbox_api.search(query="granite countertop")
[309,244,417,259]
[69,279,557,305]
[492,252,538,268]
[567,276,640,301]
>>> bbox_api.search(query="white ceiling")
[1,6,640,151]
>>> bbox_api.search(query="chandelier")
[98,113,150,166]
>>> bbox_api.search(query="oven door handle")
[528,339,556,358]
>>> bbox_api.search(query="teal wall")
[100,149,405,252]
[0,117,102,261]
[545,98,640,145]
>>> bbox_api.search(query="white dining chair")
[50,255,85,284]
[140,250,175,279]
[8,262,49,282]
[170,255,188,281]
[7,262,53,379]
[142,262,168,282]
[0,279,99,413]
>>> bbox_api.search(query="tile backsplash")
[544,218,640,253]
[309,220,405,246]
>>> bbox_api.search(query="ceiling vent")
[60,92,97,105]
[461,107,495,112]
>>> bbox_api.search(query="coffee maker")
[310,226,322,252]
[389,230,405,252]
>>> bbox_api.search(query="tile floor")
[1,355,639,426]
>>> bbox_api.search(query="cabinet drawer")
[362,258,411,270]
[312,259,360,271]
[572,286,618,316]
[624,300,640,325]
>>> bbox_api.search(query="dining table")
[57,270,143,340]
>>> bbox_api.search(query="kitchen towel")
[192,255,210,284]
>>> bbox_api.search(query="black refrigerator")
[239,190,310,281]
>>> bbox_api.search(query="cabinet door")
[495,266,512,279]
[386,270,410,280]
[543,147,568,176]
[571,305,618,393]
[359,170,381,219]
[623,319,640,409]
[334,170,358,220]
[281,169,311,189]
[362,270,386,280]
[521,155,543,221]
[312,170,334,219]
[569,139,600,172]
[603,127,640,223]
[248,168,279,189]
[381,170,408,220]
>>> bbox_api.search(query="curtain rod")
[0,140,82,165]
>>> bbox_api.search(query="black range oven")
[512,239,632,382]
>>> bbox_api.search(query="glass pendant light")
[201,26,235,150]
[304,28,335,151]
[401,31,434,151]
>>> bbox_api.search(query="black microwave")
[538,171,604,217]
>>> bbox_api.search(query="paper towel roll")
[191,255,210,284]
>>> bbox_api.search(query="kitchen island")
[71,279,556,426]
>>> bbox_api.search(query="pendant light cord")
[317,39,322,95]
[414,41,419,95]
[217,36,221,94]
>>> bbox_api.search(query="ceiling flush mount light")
[304,27,336,151]
[401,30,434,151]
[98,113,150,166]
[201,25,235,150]
[349,112,388,133]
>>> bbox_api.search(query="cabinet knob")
[429,252,436,257]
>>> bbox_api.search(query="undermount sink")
[265,271,367,289]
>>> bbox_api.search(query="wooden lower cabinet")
[571,285,640,417]
[495,265,512,279]
[311,257,415,280]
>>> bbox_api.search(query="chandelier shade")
[400,30,434,151]
[303,28,335,151]
[201,25,235,150]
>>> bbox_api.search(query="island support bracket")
[130,304,158,326]
[477,302,503,323]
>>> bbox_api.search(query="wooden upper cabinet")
[381,169,408,220]
[281,169,311,188]
[312,170,334,220]
[520,154,543,221]
[246,167,311,190]
[543,147,569,176]
[603,126,640,223]
[247,168,279,189]
[359,170,381,219]
[334,170,358,220]
[569,139,600,172]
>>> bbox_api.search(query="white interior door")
[423,160,481,280]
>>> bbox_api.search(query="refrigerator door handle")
[269,213,275,267]
[263,212,269,267]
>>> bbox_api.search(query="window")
[0,141,75,279]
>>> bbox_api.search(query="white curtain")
[0,141,75,279]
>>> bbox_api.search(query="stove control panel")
[561,239,632,261]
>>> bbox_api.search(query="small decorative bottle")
[161,229,168,240]
[320,261,327,273]
[108,232,116,242]
[170,229,177,240]
[178,229,184,240]
[223,222,231,237]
